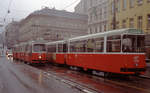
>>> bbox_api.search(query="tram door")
[63,44,68,52]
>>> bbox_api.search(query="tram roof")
[46,40,65,45]
[69,28,144,41]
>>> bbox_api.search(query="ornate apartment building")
[88,0,109,34]
[109,0,150,34]
[5,21,20,49]
[18,7,88,43]
[75,0,91,15]
[75,0,109,34]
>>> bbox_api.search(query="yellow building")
[109,0,150,34]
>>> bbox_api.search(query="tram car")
[46,40,67,65]
[47,28,146,75]
[66,28,146,75]
[13,41,47,64]
[13,44,20,60]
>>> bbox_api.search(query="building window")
[111,2,114,14]
[137,0,143,5]
[129,18,134,28]
[104,22,107,31]
[95,27,97,33]
[123,0,127,10]
[137,16,143,30]
[122,20,126,28]
[116,0,120,12]
[99,24,102,32]
[147,15,150,28]
[90,28,92,34]
[129,0,134,8]
[116,21,119,29]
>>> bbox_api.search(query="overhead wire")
[4,0,13,22]
[62,0,80,10]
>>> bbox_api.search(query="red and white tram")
[47,28,146,75]
[66,28,146,75]
[13,44,19,60]
[46,40,67,65]
[13,41,47,64]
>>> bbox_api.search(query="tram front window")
[33,44,46,52]
[122,35,145,53]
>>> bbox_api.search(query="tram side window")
[137,35,145,52]
[107,35,121,52]
[80,40,86,52]
[28,45,32,53]
[75,40,86,52]
[58,44,63,52]
[63,44,68,52]
[47,45,56,53]
[122,35,145,52]
[33,44,46,52]
[70,42,76,52]
[87,39,95,52]
[94,37,104,52]
[25,45,28,52]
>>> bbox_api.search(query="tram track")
[139,75,150,79]
[25,64,102,93]
[13,60,150,93]
[42,70,102,93]
[35,64,150,93]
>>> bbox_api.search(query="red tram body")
[46,29,146,75]
[13,41,48,64]
[46,41,67,64]
[66,53,145,75]
[13,29,146,76]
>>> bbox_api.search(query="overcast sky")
[0,0,80,32]
[0,0,80,24]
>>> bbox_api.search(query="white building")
[19,7,88,43]
[75,0,109,34]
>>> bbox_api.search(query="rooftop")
[31,7,88,20]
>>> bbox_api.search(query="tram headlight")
[39,55,42,59]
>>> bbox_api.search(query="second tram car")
[46,40,67,64]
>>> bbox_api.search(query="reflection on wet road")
[2,56,150,93]
[0,57,87,93]
[36,64,150,93]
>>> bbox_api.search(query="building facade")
[75,0,109,34]
[109,0,150,34]
[88,0,109,34]
[5,21,20,49]
[75,0,91,15]
[19,8,88,43]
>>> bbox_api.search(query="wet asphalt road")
[0,57,84,93]
[1,56,150,93]
[36,63,150,93]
